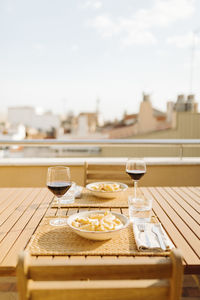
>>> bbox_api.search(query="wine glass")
[126,158,146,200]
[47,166,72,226]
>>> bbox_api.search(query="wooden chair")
[17,249,183,300]
[84,162,132,186]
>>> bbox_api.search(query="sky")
[0,0,200,121]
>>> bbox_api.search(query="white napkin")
[133,222,174,251]
[73,185,83,198]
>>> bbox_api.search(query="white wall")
[32,114,60,131]
[8,107,60,131]
[8,107,35,127]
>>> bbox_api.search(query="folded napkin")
[133,222,174,252]
[73,185,83,198]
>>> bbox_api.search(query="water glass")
[59,182,76,204]
[128,195,152,223]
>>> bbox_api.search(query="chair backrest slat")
[28,257,172,281]
[17,249,183,300]
[30,280,169,300]
[84,162,132,186]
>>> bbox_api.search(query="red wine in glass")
[47,181,72,197]
[126,159,146,199]
[47,166,71,226]
[126,170,146,181]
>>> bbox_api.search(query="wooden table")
[0,187,199,277]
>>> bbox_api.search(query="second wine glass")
[47,166,72,226]
[126,159,146,199]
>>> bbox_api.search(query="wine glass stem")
[134,180,138,199]
[57,197,61,218]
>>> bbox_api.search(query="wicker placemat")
[28,216,169,257]
[51,188,133,208]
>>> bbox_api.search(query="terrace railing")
[0,139,200,159]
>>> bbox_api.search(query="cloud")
[81,0,102,10]
[167,31,200,48]
[70,44,79,52]
[3,0,15,14]
[88,14,121,38]
[121,29,157,46]
[32,43,46,56]
[88,0,196,46]
[182,50,200,69]
[133,0,195,28]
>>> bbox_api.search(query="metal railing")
[0,139,199,159]
[0,138,199,145]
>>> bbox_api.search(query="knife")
[152,225,166,251]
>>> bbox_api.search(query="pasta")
[91,183,122,192]
[71,211,123,231]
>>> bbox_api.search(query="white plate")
[86,181,128,199]
[67,210,129,240]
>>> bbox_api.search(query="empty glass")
[128,194,152,223]
[59,181,76,205]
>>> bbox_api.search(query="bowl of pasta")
[67,210,129,240]
[86,181,128,199]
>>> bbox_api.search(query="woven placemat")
[28,216,169,257]
[51,188,133,208]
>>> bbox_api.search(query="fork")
[137,223,151,248]
[152,225,166,251]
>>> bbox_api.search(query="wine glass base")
[49,218,68,226]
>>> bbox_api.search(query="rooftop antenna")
[190,28,200,93]
[96,97,100,114]
[61,98,68,112]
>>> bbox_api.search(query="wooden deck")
[0,187,199,298]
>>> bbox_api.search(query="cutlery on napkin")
[133,222,174,251]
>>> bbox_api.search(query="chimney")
[175,94,186,112]
[167,101,174,123]
[186,94,197,112]
[177,94,185,103]
[187,94,195,102]
[143,93,150,102]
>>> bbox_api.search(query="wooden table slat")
[180,187,200,206]
[155,187,200,257]
[190,187,200,198]
[141,188,200,267]
[0,188,33,226]
[0,189,48,266]
[162,188,200,230]
[0,189,38,244]
[2,189,52,267]
[0,188,20,213]
[173,187,200,212]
